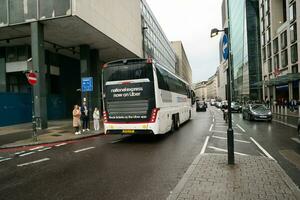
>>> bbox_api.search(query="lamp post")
[210,27,235,165]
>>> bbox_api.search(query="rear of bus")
[102,59,159,135]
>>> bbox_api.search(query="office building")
[259,0,300,103]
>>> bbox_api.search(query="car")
[231,102,242,113]
[196,100,207,112]
[242,104,272,121]
[215,102,222,108]
[210,99,216,106]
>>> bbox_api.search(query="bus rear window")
[104,64,153,83]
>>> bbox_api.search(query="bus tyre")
[170,119,175,133]
[175,114,180,130]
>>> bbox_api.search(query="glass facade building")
[228,0,262,102]
[140,0,177,73]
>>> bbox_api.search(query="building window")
[291,44,298,63]
[281,31,287,49]
[289,2,296,22]
[292,64,298,73]
[274,54,279,69]
[283,0,287,22]
[0,0,8,26]
[290,23,297,43]
[266,28,271,42]
[39,0,71,20]
[267,43,272,58]
[266,14,270,27]
[281,49,288,68]
[262,47,266,62]
[9,0,38,24]
[268,58,272,73]
[273,38,278,54]
[261,33,265,46]
[261,4,264,18]
[261,18,265,32]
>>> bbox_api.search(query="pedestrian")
[81,101,90,132]
[93,107,100,131]
[72,105,81,135]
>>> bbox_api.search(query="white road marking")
[209,129,243,135]
[15,151,26,155]
[29,146,44,151]
[55,143,67,147]
[212,118,215,122]
[207,146,248,156]
[211,135,250,144]
[17,158,50,167]
[111,139,124,144]
[200,136,210,154]
[236,124,246,133]
[19,152,35,157]
[209,124,213,132]
[0,158,12,163]
[250,137,275,161]
[291,137,300,144]
[38,147,52,152]
[74,147,95,153]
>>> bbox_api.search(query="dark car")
[231,102,242,113]
[196,100,207,112]
[242,104,272,121]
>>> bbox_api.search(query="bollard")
[284,106,287,115]
[281,106,284,115]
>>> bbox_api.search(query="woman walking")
[72,105,81,135]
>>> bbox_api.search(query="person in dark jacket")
[81,102,90,132]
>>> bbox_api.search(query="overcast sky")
[146,0,223,84]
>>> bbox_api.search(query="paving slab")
[168,154,300,200]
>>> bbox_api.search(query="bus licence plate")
[122,130,135,134]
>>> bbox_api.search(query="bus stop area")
[0,119,103,149]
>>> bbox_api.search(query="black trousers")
[82,117,89,129]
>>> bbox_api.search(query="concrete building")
[206,72,219,100]
[222,0,262,102]
[171,41,192,84]
[259,0,300,103]
[193,81,207,100]
[217,62,227,101]
[0,0,179,127]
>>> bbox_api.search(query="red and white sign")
[27,72,38,86]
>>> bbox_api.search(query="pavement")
[167,154,300,200]
[0,119,104,149]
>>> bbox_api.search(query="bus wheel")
[170,118,175,133]
[175,114,180,130]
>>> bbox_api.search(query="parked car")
[196,100,207,112]
[231,102,242,113]
[210,99,216,106]
[242,104,272,121]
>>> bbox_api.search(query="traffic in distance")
[102,58,195,135]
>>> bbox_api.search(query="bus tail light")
[150,108,159,123]
[103,111,108,123]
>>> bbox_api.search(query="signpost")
[81,77,93,130]
[26,72,38,141]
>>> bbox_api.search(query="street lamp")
[210,27,235,165]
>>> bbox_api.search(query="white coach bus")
[102,58,194,135]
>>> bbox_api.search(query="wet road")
[0,106,299,200]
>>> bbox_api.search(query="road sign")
[27,72,37,86]
[222,34,229,60]
[81,77,93,92]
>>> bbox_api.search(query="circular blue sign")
[222,34,229,60]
